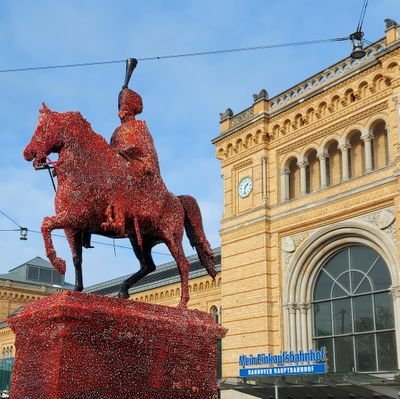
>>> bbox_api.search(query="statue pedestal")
[8,291,225,399]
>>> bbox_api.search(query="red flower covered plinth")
[8,291,226,399]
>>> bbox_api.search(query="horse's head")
[23,103,64,168]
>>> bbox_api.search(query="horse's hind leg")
[41,213,70,274]
[118,239,156,299]
[164,238,190,308]
[65,229,84,291]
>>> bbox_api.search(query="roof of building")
[7,256,52,272]
[0,256,74,289]
[85,247,221,296]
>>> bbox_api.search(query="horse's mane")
[62,111,95,135]
[54,110,110,149]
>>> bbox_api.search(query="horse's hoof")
[118,290,129,299]
[54,258,66,274]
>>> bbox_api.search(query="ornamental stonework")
[356,206,397,244]
[231,108,254,127]
[281,206,398,271]
[281,232,310,270]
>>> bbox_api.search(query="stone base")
[8,291,225,399]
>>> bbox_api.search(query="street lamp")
[350,31,366,60]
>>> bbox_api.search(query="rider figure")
[111,87,161,179]
[82,59,161,248]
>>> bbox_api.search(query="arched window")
[349,131,364,178]
[372,121,389,169]
[305,149,319,193]
[312,245,397,373]
[210,305,221,324]
[326,141,341,186]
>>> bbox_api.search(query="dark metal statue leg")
[118,239,156,299]
[65,229,84,291]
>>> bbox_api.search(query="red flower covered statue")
[23,59,216,307]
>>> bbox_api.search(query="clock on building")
[238,176,253,198]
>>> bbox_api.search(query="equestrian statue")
[23,59,216,307]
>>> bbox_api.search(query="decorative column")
[283,304,291,351]
[361,130,374,172]
[393,96,400,143]
[339,144,351,181]
[307,305,313,350]
[390,285,400,367]
[261,156,267,199]
[295,305,302,350]
[300,304,310,351]
[317,152,329,188]
[297,161,309,195]
[289,304,297,353]
[280,168,290,202]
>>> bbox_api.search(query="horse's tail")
[178,195,217,279]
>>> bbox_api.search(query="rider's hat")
[118,58,142,116]
[118,88,143,116]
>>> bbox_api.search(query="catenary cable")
[0,37,349,73]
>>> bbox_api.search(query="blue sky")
[0,0,398,287]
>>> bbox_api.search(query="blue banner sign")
[239,363,327,377]
[239,348,327,377]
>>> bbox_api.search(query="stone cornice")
[0,279,66,295]
[276,100,388,155]
[213,116,267,146]
[213,44,399,146]
[220,143,266,168]
[232,158,253,171]
[268,62,384,121]
[0,290,42,301]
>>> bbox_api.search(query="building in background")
[0,256,73,395]
[213,20,400,398]
[86,249,221,314]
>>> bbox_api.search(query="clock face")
[238,176,253,198]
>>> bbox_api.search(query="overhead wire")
[21,229,172,257]
[0,36,350,74]
[0,209,22,228]
[0,209,171,256]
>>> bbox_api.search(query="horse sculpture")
[23,104,216,307]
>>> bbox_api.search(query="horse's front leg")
[41,213,70,274]
[65,229,84,291]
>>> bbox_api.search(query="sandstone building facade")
[212,21,400,397]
